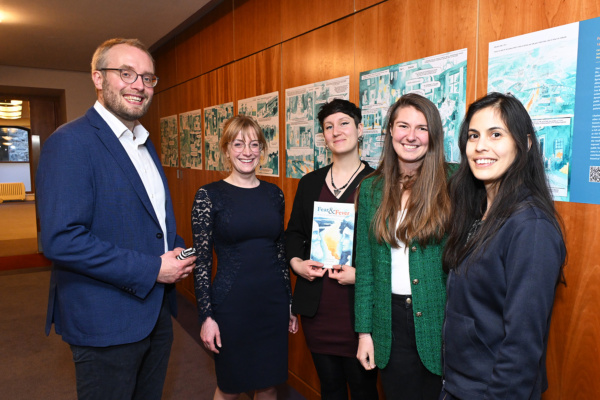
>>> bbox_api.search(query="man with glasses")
[36,38,196,400]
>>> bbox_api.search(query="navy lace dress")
[192,180,292,394]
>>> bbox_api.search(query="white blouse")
[391,210,411,295]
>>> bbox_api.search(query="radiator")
[0,182,26,203]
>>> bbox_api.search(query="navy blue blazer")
[442,201,565,399]
[37,107,184,347]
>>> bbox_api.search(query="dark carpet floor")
[0,268,305,399]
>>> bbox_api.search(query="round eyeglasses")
[230,140,262,153]
[99,68,159,88]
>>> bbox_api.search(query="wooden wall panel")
[234,45,281,109]
[29,97,60,150]
[177,76,208,302]
[281,17,355,98]
[199,0,235,75]
[178,75,206,230]
[157,86,182,122]
[200,64,236,110]
[546,202,600,399]
[144,0,600,397]
[477,0,600,96]
[233,0,281,59]
[155,86,198,299]
[281,17,356,398]
[234,45,283,188]
[281,15,355,223]
[140,92,160,153]
[29,97,60,193]
[157,86,186,222]
[176,24,204,84]
[355,0,478,105]
[281,0,354,41]
[154,41,178,93]
[355,0,386,12]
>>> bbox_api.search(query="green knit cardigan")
[354,175,448,374]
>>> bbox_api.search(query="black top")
[192,180,292,324]
[285,161,374,316]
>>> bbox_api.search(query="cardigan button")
[412,279,419,285]
[411,246,417,252]
[416,312,423,317]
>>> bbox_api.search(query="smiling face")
[322,112,363,156]
[390,106,429,174]
[93,44,154,127]
[227,130,261,178]
[466,106,518,197]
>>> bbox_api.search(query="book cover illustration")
[310,201,355,268]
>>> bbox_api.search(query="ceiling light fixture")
[0,105,22,112]
[0,110,21,116]
[0,100,23,120]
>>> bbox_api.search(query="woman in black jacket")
[286,99,378,400]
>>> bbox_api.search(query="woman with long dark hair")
[355,93,454,399]
[440,92,566,399]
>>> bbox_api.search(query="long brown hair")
[368,93,451,247]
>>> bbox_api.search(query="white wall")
[0,66,96,192]
[0,163,31,191]
[0,65,96,122]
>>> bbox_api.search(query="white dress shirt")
[94,101,168,252]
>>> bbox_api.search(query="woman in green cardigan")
[354,93,453,400]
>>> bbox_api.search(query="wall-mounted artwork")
[204,103,234,171]
[359,49,468,168]
[160,115,178,167]
[487,17,600,205]
[285,76,350,178]
[239,92,280,177]
[179,109,203,170]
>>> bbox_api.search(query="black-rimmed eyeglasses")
[99,68,159,88]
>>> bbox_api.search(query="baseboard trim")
[0,253,52,271]
[287,371,320,400]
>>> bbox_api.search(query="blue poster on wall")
[489,17,600,204]
[571,18,600,205]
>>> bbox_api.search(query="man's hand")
[157,247,196,284]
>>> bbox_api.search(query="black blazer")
[285,161,374,316]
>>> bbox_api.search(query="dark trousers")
[69,296,174,400]
[438,388,460,400]
[380,294,442,400]
[311,352,379,400]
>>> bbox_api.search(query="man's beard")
[102,80,151,121]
